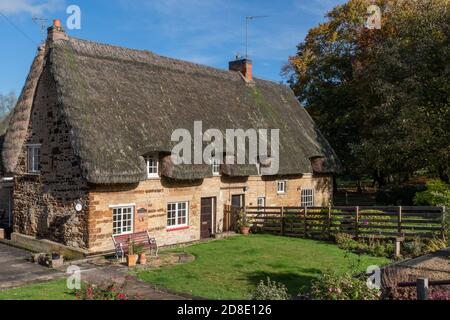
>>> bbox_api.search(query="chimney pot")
[47,18,68,43]
[53,19,61,28]
[229,58,253,82]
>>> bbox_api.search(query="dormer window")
[27,144,41,174]
[146,153,159,179]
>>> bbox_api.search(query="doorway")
[200,197,216,239]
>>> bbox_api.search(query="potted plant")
[134,244,147,265]
[126,239,138,267]
[237,210,252,235]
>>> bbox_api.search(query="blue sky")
[0,0,345,95]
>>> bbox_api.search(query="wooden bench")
[112,231,158,261]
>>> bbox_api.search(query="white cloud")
[0,0,64,16]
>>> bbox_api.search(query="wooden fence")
[230,206,446,240]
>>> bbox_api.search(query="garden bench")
[112,231,158,261]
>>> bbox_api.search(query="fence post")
[328,205,332,238]
[398,206,403,237]
[395,237,403,258]
[355,206,359,240]
[304,206,308,236]
[417,278,429,300]
[280,207,285,236]
[441,206,446,240]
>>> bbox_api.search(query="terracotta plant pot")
[126,254,138,267]
[139,253,147,265]
[240,227,251,235]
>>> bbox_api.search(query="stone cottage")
[0,21,340,253]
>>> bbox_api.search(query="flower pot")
[126,254,138,267]
[139,253,147,265]
[240,227,250,235]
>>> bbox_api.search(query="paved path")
[73,262,188,300]
[0,242,188,299]
[0,242,64,290]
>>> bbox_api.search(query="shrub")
[74,283,129,300]
[414,180,450,244]
[402,237,425,257]
[251,278,290,300]
[309,271,380,300]
[376,185,426,206]
[334,233,358,250]
[429,289,450,300]
[334,233,393,258]
[424,237,448,253]
[414,179,450,207]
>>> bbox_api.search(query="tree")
[284,0,450,185]
[0,91,17,117]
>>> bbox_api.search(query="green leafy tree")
[284,0,450,185]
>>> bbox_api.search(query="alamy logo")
[366,5,382,30]
[66,5,81,30]
[171,121,280,175]
[66,265,81,290]
[366,265,381,290]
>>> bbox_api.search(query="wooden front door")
[201,197,216,239]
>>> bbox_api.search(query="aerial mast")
[245,15,269,59]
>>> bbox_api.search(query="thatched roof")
[2,35,340,184]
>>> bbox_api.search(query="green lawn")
[138,234,389,299]
[0,279,75,300]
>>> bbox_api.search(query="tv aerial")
[245,15,269,59]
[32,16,49,41]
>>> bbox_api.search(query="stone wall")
[88,174,332,253]
[12,65,89,249]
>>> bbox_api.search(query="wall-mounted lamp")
[243,186,249,192]
[74,200,83,212]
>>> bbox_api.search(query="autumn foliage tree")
[284,0,450,186]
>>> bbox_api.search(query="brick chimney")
[229,58,253,82]
[47,19,68,43]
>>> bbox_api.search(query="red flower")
[117,293,127,300]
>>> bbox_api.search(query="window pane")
[112,207,133,235]
[167,202,188,228]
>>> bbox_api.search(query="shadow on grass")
[246,268,322,296]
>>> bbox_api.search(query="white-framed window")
[277,180,287,194]
[27,144,41,173]
[301,188,315,207]
[146,154,159,179]
[167,201,189,229]
[211,158,221,176]
[112,206,134,236]
[257,197,265,211]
